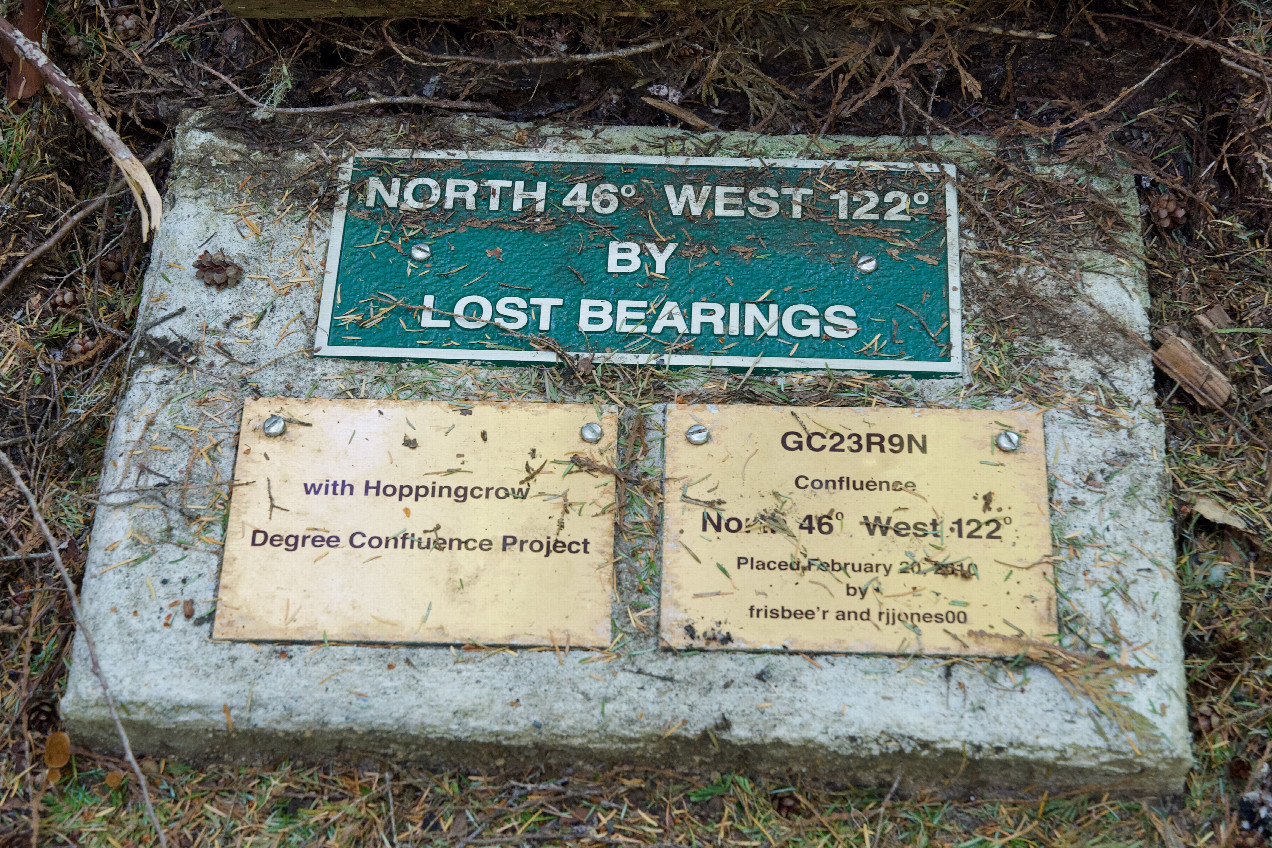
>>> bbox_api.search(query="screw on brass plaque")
[996,430,1021,452]
[580,422,603,444]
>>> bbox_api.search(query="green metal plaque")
[316,151,961,374]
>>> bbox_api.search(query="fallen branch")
[0,451,169,848]
[0,17,162,239]
[0,141,170,302]
[384,24,687,68]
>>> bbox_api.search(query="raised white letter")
[365,177,400,208]
[454,296,493,329]
[402,178,440,210]
[419,294,450,328]
[444,179,478,210]
[513,181,547,212]
[481,179,513,210]
[528,297,564,331]
[644,242,679,275]
[781,187,814,219]
[664,184,712,216]
[607,242,642,273]
[781,304,820,338]
[579,300,614,332]
[651,301,688,335]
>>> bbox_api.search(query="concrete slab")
[62,112,1190,795]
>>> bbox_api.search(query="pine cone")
[0,603,22,626]
[51,290,78,312]
[63,33,91,58]
[98,251,125,283]
[194,250,243,290]
[1151,193,1187,230]
[67,336,98,357]
[26,697,58,734]
[114,13,142,40]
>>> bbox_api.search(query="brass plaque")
[215,399,617,646]
[661,405,1053,655]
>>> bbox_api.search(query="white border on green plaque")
[315,151,962,373]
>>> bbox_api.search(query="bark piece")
[1153,331,1232,408]
[2,0,45,100]
[1196,304,1234,333]
[640,96,717,131]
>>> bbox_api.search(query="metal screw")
[856,254,878,274]
[995,430,1021,452]
[410,243,432,262]
[686,424,711,445]
[263,415,287,438]
[580,422,604,444]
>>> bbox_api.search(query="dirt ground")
[1,0,1271,844]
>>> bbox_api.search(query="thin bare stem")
[0,451,169,848]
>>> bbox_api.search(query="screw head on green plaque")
[316,151,962,375]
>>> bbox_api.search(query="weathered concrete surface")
[62,113,1190,795]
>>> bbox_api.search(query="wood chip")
[1195,304,1234,332]
[1152,332,1231,408]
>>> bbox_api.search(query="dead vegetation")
[1,0,1271,844]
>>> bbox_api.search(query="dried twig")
[0,551,53,562]
[0,451,169,848]
[193,60,497,114]
[866,773,902,848]
[0,17,162,238]
[0,141,171,302]
[569,453,646,484]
